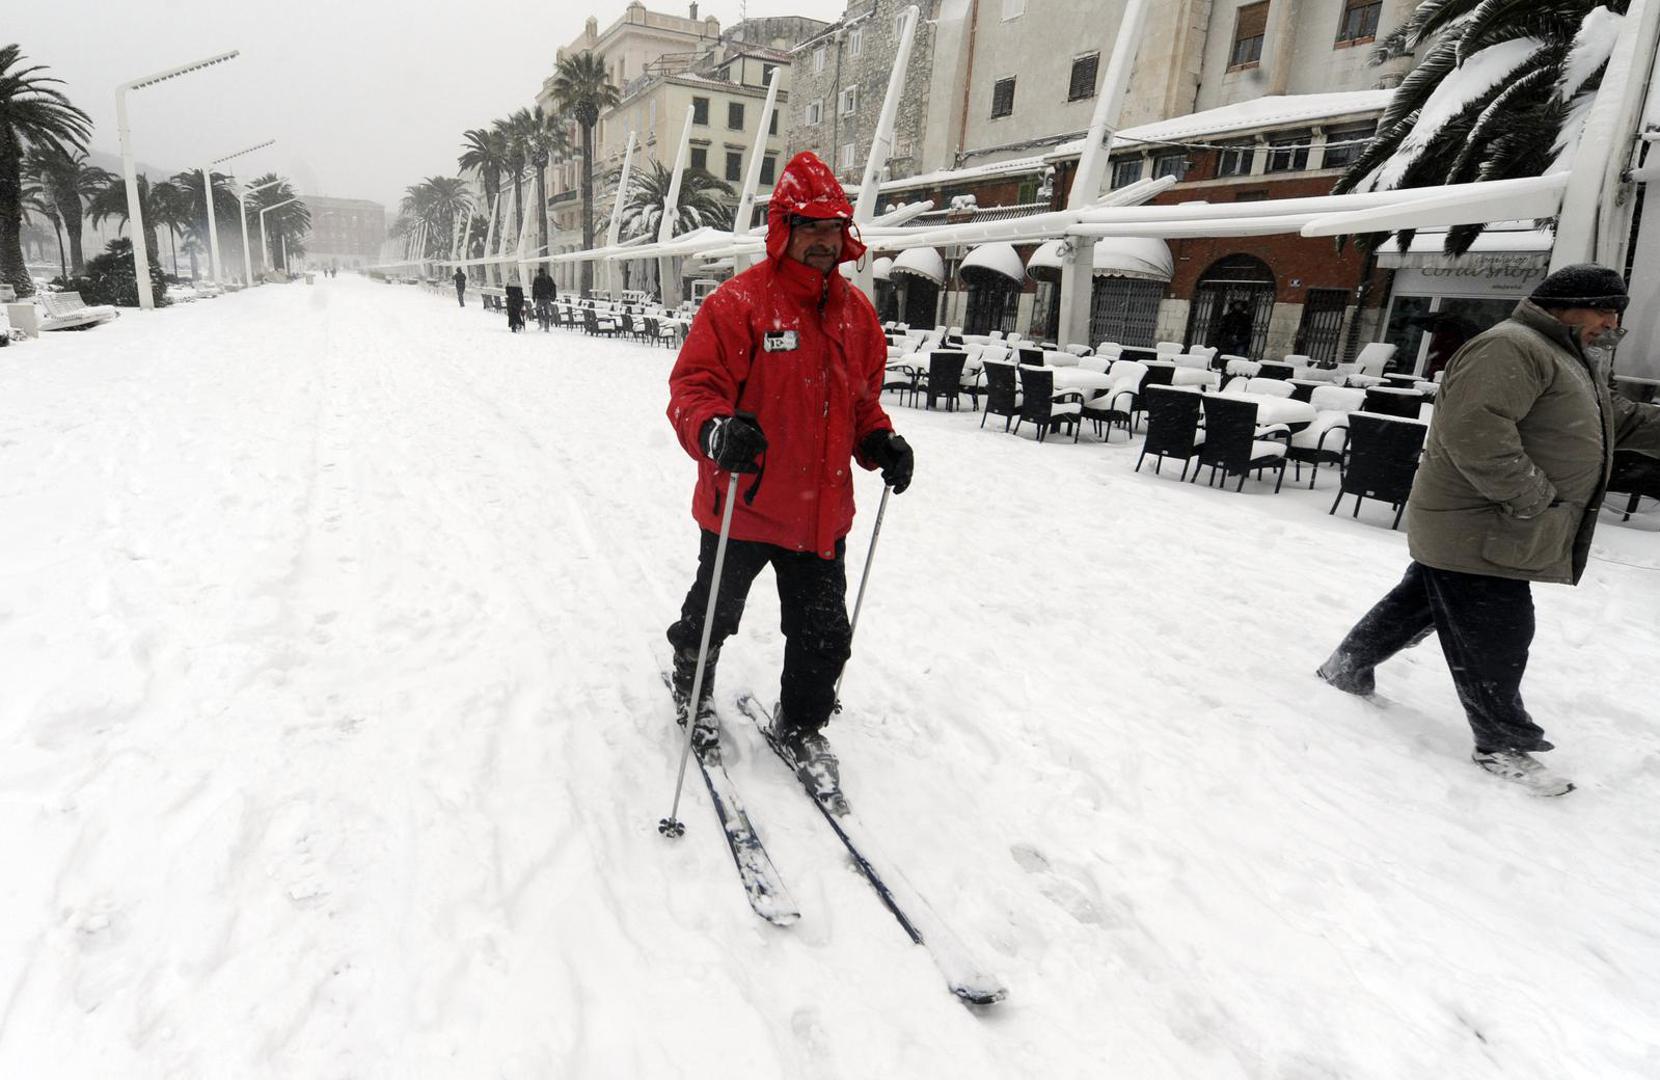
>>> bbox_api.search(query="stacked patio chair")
[1080,363,1144,442]
[1135,385,1205,480]
[1195,394,1289,492]
[1013,365,1084,442]
[1329,412,1428,528]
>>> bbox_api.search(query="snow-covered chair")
[1081,361,1147,440]
[1288,386,1366,488]
[1173,352,1210,370]
[1095,342,1124,363]
[1354,342,1396,378]
[1064,343,1092,357]
[1245,377,1296,399]
[1155,340,1184,359]
[37,290,118,331]
[1224,358,1261,379]
[1045,349,1081,367]
[1076,356,1111,373]
[1283,353,1314,367]
[1013,365,1084,442]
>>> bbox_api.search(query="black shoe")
[671,647,719,752]
[767,707,840,803]
[1316,650,1376,698]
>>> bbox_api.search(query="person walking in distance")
[532,266,557,330]
[664,150,913,792]
[1317,265,1660,795]
[453,267,467,308]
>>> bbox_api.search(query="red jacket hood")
[765,151,867,266]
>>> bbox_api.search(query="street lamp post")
[237,177,283,285]
[205,139,274,287]
[260,197,298,276]
[116,50,240,310]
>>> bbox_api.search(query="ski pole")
[833,483,892,710]
[659,470,743,839]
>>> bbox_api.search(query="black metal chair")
[1013,365,1083,442]
[1016,346,1047,367]
[1135,386,1205,480]
[980,361,1021,431]
[1257,361,1295,380]
[1329,413,1428,528]
[1608,449,1660,521]
[1361,387,1427,419]
[919,350,969,411]
[1195,394,1289,492]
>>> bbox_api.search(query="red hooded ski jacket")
[667,151,894,558]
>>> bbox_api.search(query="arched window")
[1185,254,1275,359]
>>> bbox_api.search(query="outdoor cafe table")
[1211,391,1317,431]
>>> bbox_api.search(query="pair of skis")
[670,685,1007,1006]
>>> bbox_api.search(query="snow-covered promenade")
[2,276,1658,1078]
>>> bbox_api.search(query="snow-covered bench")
[38,290,119,331]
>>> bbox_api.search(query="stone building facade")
[301,195,388,271]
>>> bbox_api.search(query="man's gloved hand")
[860,429,913,494]
[700,414,768,473]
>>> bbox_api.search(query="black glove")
[701,414,768,473]
[861,430,913,494]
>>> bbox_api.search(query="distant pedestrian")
[1214,299,1254,359]
[453,268,467,307]
[532,267,556,330]
[505,283,525,332]
[1317,264,1660,795]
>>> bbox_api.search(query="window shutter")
[1235,2,1269,43]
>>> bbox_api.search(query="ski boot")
[767,705,843,811]
[671,646,720,755]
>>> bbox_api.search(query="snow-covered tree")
[1334,0,1629,254]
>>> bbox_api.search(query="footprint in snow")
[1010,842,1105,926]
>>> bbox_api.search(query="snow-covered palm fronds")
[1334,0,1629,254]
[602,160,736,242]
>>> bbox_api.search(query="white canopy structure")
[872,256,894,281]
[1093,237,1174,279]
[957,242,1025,284]
[889,246,946,286]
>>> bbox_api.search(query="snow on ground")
[2,276,1658,1078]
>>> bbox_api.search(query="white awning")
[1092,237,1173,280]
[958,242,1025,284]
[1374,222,1552,270]
[1027,239,1065,281]
[872,256,894,281]
[889,246,945,286]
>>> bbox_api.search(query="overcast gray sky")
[10,0,847,211]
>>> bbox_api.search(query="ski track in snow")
[1,278,1658,1079]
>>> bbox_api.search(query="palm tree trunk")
[512,173,524,267]
[534,159,549,264]
[581,123,596,296]
[0,127,34,296]
[169,229,179,277]
[63,195,86,274]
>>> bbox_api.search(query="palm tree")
[1334,0,1628,253]
[146,179,193,277]
[18,176,65,280]
[86,171,163,266]
[608,159,736,241]
[168,169,243,276]
[247,173,309,271]
[496,115,528,259]
[27,144,112,274]
[550,51,620,293]
[398,176,472,259]
[0,45,93,296]
[458,125,508,226]
[508,105,570,262]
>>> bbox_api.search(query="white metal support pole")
[606,131,639,297]
[659,105,695,305]
[114,50,240,309]
[480,193,500,287]
[734,71,783,273]
[1058,0,1151,347]
[259,197,297,277]
[1554,0,1660,269]
[849,6,918,295]
[237,178,282,285]
[201,166,222,285]
[516,203,536,287]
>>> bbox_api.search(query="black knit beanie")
[1530,263,1629,312]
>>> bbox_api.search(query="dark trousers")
[667,531,852,730]
[455,284,465,307]
[1330,562,1547,753]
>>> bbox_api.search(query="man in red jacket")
[665,151,913,788]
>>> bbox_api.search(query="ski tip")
[953,983,1009,1007]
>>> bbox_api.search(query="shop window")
[692,97,710,125]
[991,77,1016,119]
[1230,2,1268,70]
[1336,0,1383,44]
[1068,54,1099,102]
[726,151,743,182]
[1265,130,1310,173]
[1111,158,1144,189]
[728,102,744,130]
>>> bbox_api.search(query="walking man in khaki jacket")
[1318,264,1660,795]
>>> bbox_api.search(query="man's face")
[787,217,846,274]
[1553,306,1623,345]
